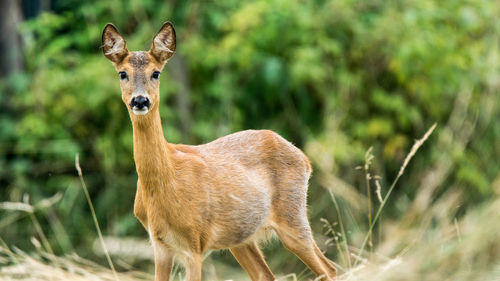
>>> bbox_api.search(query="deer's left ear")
[149,22,176,64]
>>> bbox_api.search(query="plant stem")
[75,154,119,281]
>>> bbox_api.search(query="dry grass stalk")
[356,123,437,263]
[75,154,119,281]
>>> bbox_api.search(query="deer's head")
[102,22,176,117]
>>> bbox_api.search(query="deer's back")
[196,129,311,176]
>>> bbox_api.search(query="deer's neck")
[131,110,174,191]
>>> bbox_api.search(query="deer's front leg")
[185,253,202,281]
[134,181,148,229]
[152,241,174,281]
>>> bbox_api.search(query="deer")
[101,22,337,281]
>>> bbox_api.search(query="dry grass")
[0,245,152,281]
[1,196,499,281]
[1,124,499,280]
[341,197,500,281]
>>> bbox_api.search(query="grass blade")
[75,153,119,281]
[355,123,437,264]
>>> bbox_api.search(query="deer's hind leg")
[273,217,337,280]
[272,180,337,280]
[230,241,275,281]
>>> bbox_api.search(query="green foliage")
[1,0,499,275]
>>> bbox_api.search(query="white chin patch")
[132,107,149,115]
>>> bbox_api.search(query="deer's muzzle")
[129,95,151,115]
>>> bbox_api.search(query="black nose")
[130,96,151,109]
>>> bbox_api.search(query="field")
[1,0,499,280]
[2,168,500,281]
[2,125,499,280]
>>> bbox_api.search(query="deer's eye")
[118,71,128,80]
[151,71,160,80]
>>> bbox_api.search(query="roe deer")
[102,22,337,281]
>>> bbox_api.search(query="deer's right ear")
[102,23,128,64]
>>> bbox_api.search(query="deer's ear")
[102,23,129,64]
[149,22,176,64]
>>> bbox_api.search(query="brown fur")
[102,22,337,281]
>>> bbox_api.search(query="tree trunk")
[169,55,193,142]
[0,0,23,78]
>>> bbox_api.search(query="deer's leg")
[271,175,337,280]
[274,224,336,281]
[313,243,338,275]
[185,253,202,281]
[134,181,148,229]
[230,241,276,281]
[152,241,174,281]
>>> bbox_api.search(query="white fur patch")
[154,37,174,53]
[229,194,243,203]
[104,37,125,56]
[132,107,149,115]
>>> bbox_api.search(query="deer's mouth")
[132,107,149,115]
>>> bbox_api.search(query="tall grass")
[356,123,437,263]
[2,195,498,280]
[1,123,499,280]
[75,154,119,281]
[0,244,152,281]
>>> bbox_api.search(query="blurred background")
[0,0,499,280]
